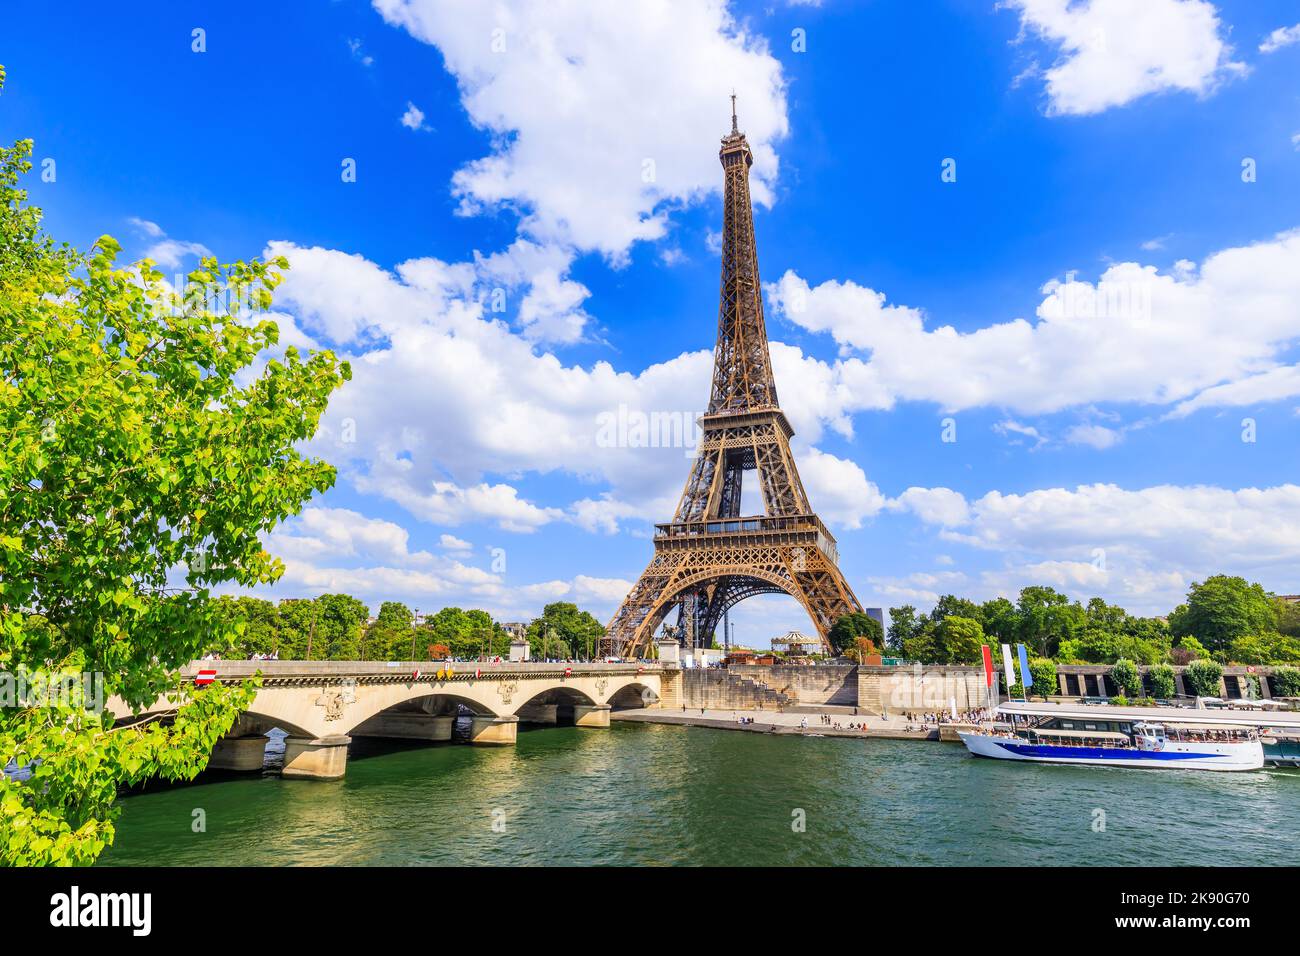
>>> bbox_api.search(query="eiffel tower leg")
[604,551,686,656]
[784,545,862,650]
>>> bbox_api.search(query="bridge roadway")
[109,660,673,780]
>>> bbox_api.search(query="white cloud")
[348,38,375,66]
[439,533,473,553]
[1064,423,1121,449]
[265,241,881,538]
[893,482,1300,612]
[1169,365,1300,418]
[888,487,970,528]
[127,220,213,268]
[370,0,788,261]
[258,506,634,620]
[994,419,1045,448]
[767,229,1300,416]
[1260,23,1300,54]
[796,447,887,530]
[357,477,566,534]
[1004,0,1244,116]
[145,239,214,269]
[400,101,430,131]
[127,217,164,238]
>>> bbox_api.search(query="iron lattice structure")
[605,101,864,658]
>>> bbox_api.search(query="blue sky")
[5,0,1299,641]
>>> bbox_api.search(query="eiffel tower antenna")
[605,98,864,658]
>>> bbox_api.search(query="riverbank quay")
[611,706,940,740]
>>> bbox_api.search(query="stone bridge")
[110,661,674,780]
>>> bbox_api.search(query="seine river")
[101,723,1299,866]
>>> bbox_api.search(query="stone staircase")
[681,669,794,711]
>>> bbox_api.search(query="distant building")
[1279,595,1300,605]
[500,622,528,641]
[866,607,885,629]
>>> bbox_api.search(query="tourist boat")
[959,720,1263,771]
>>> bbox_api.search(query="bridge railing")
[180,660,667,678]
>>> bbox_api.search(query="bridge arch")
[607,681,659,709]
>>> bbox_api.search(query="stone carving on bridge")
[595,676,609,697]
[315,680,355,722]
[496,680,518,705]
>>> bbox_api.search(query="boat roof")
[999,700,1300,730]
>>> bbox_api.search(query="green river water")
[100,722,1298,866]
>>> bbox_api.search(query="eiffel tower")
[605,97,864,658]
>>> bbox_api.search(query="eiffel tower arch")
[605,98,864,658]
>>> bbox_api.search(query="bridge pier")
[468,715,519,745]
[351,712,455,742]
[573,704,612,728]
[282,735,351,780]
[208,734,269,771]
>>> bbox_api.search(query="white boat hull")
[959,731,1263,772]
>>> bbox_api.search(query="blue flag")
[1017,643,1033,688]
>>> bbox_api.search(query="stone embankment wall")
[728,664,859,705]
[857,665,988,716]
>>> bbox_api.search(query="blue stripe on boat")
[996,742,1222,761]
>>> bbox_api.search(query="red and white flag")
[563,667,572,677]
[194,668,217,687]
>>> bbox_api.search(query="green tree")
[313,594,368,660]
[1027,657,1057,700]
[1016,586,1084,658]
[930,595,984,628]
[901,620,939,664]
[1109,658,1142,697]
[829,612,883,656]
[1269,666,1300,698]
[0,115,349,865]
[526,602,605,660]
[1074,627,1119,663]
[979,597,1018,643]
[1170,634,1209,665]
[1185,659,1225,698]
[1226,632,1300,665]
[362,601,415,661]
[1275,598,1300,638]
[210,596,281,658]
[1169,576,1278,654]
[1148,664,1176,700]
[937,615,984,664]
[276,598,317,659]
[887,605,921,653]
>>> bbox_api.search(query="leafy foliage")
[1169,575,1278,654]
[1185,659,1225,698]
[829,612,883,656]
[1270,666,1300,698]
[1109,658,1142,697]
[1147,664,1176,700]
[526,602,604,660]
[0,115,348,864]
